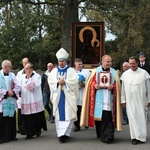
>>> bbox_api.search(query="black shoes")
[103,138,113,144]
[25,135,33,140]
[85,126,89,129]
[131,139,145,145]
[49,116,55,123]
[73,126,88,132]
[132,139,138,145]
[36,130,41,137]
[25,130,41,140]
[51,120,55,123]
[73,127,80,132]
[123,121,128,125]
[58,135,70,143]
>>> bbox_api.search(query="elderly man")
[122,62,130,72]
[121,56,150,145]
[48,48,78,143]
[19,62,47,140]
[121,62,130,125]
[0,60,20,143]
[41,62,54,123]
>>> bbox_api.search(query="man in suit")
[138,52,150,74]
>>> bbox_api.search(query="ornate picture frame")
[72,22,105,67]
[98,72,111,88]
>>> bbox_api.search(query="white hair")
[1,60,11,69]
[123,62,130,67]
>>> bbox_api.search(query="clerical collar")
[4,72,9,76]
[25,72,34,78]
[76,69,82,72]
[102,67,110,71]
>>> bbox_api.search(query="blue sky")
[106,32,116,41]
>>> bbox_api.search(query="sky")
[105,32,116,41]
[79,2,116,41]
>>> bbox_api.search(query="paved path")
[1,121,150,150]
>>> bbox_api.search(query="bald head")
[101,55,112,69]
[47,62,53,72]
[122,62,130,71]
[22,57,29,67]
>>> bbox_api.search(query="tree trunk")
[61,0,79,62]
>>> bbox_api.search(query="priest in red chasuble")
[80,55,122,144]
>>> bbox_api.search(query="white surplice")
[120,68,150,142]
[19,72,44,115]
[48,66,78,137]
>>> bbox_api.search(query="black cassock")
[0,112,17,143]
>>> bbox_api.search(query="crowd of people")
[0,48,150,145]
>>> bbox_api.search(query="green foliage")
[0,0,62,70]
[83,0,150,69]
[0,0,150,71]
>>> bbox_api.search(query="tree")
[0,0,83,69]
[82,0,150,68]
[0,0,149,70]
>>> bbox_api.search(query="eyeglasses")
[47,66,53,67]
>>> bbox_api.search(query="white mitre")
[56,48,69,60]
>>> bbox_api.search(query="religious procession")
[0,1,150,150]
[0,47,150,147]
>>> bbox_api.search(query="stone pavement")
[1,121,150,150]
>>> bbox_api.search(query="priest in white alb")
[48,48,79,143]
[120,56,150,145]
